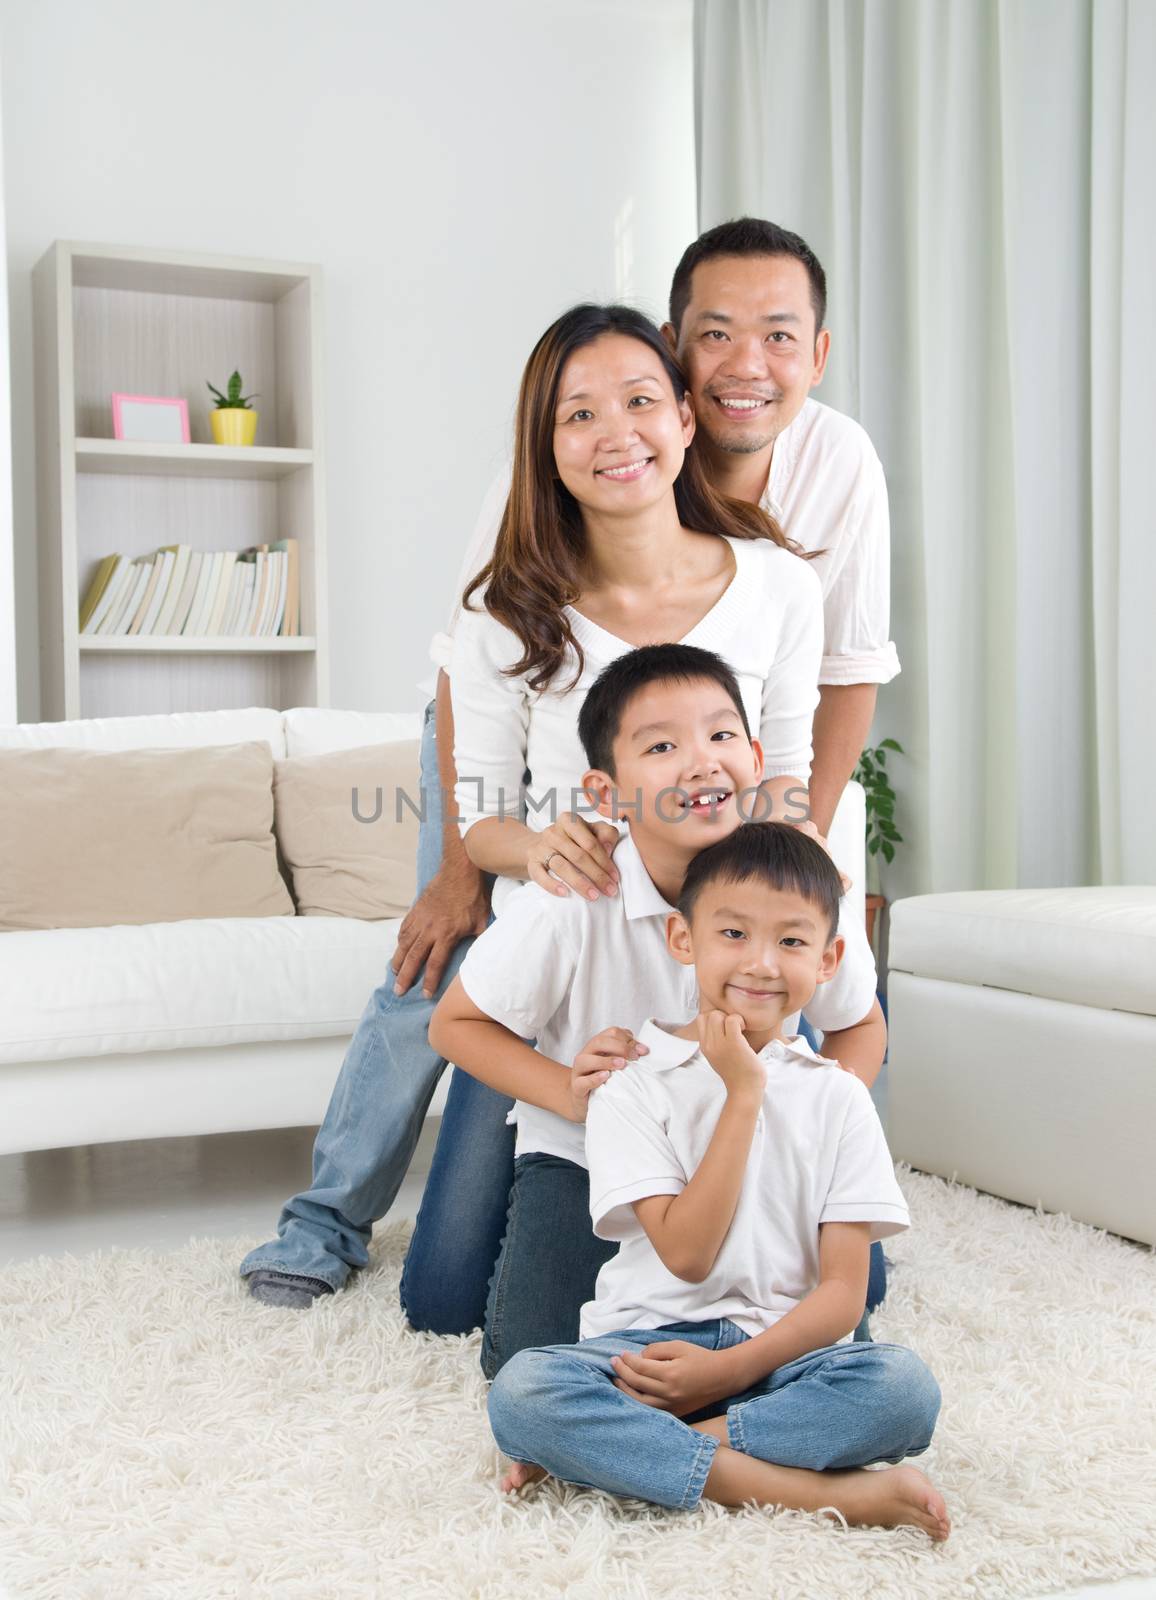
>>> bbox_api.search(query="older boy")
[429,645,884,1377]
[487,823,947,1540]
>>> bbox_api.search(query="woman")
[400,303,831,1372]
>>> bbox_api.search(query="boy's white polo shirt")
[456,827,878,1169]
[580,1019,909,1341]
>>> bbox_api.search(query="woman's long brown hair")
[463,302,804,692]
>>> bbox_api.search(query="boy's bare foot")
[694,1417,950,1541]
[832,1464,951,1541]
[500,1460,548,1493]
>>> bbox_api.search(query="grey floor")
[0,1122,1153,1600]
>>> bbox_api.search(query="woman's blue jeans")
[239,700,517,1331]
[489,1324,940,1511]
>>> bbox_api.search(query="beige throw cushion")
[0,741,294,932]
[273,742,421,919]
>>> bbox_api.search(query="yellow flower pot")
[211,408,259,446]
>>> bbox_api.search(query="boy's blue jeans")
[239,701,516,1325]
[489,1323,940,1511]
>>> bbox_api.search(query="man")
[240,218,899,1312]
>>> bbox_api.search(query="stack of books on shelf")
[78,540,300,639]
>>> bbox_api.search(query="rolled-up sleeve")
[759,557,824,782]
[449,602,530,837]
[817,450,901,687]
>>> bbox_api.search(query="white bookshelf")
[32,241,330,720]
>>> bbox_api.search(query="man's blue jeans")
[239,700,516,1328]
[489,1323,940,1511]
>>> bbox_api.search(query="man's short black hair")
[669,217,828,338]
[577,643,751,777]
[677,821,842,943]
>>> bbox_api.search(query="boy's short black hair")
[677,821,842,943]
[577,643,752,777]
[668,217,828,338]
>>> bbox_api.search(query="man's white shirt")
[456,827,878,1170]
[580,1017,908,1340]
[429,398,900,688]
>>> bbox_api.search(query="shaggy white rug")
[1,1168,1155,1600]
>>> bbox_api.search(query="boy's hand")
[569,1027,648,1121]
[610,1341,738,1417]
[697,1010,766,1100]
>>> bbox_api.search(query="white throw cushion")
[889,887,1156,1017]
[0,706,286,756]
[283,707,423,757]
[0,916,401,1064]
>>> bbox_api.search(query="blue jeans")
[480,1153,619,1380]
[239,701,516,1319]
[489,1322,940,1511]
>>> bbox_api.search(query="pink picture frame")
[111,393,191,444]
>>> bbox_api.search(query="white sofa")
[886,887,1156,1247]
[0,705,455,1157]
[0,703,868,1159]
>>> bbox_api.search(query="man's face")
[672,254,830,459]
[668,875,841,1035]
[582,676,764,862]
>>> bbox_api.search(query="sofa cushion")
[888,887,1156,1017]
[0,741,294,932]
[0,915,401,1063]
[283,706,423,757]
[0,706,286,756]
[273,742,421,919]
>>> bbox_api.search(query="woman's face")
[552,333,695,516]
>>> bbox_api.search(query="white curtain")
[695,0,1156,894]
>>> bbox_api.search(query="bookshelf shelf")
[78,635,318,654]
[76,439,314,481]
[33,240,331,720]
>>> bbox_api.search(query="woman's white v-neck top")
[449,534,823,860]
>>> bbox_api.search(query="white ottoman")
[887,887,1156,1246]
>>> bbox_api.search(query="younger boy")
[487,822,948,1539]
[430,645,885,1378]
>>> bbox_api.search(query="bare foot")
[500,1459,548,1494]
[701,1441,951,1542]
[831,1465,951,1541]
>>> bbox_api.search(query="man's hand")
[610,1341,739,1417]
[787,817,852,892]
[526,814,623,901]
[390,864,491,999]
[696,1010,766,1100]
[568,1027,649,1121]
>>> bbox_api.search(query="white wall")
[0,0,696,718]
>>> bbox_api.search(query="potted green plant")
[207,370,260,446]
[853,737,904,947]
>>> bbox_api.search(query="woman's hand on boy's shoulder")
[697,1011,766,1101]
[527,814,623,902]
[568,1027,649,1121]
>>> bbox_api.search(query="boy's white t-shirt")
[456,828,878,1168]
[580,1018,909,1341]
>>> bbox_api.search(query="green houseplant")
[853,737,904,946]
[207,370,260,446]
